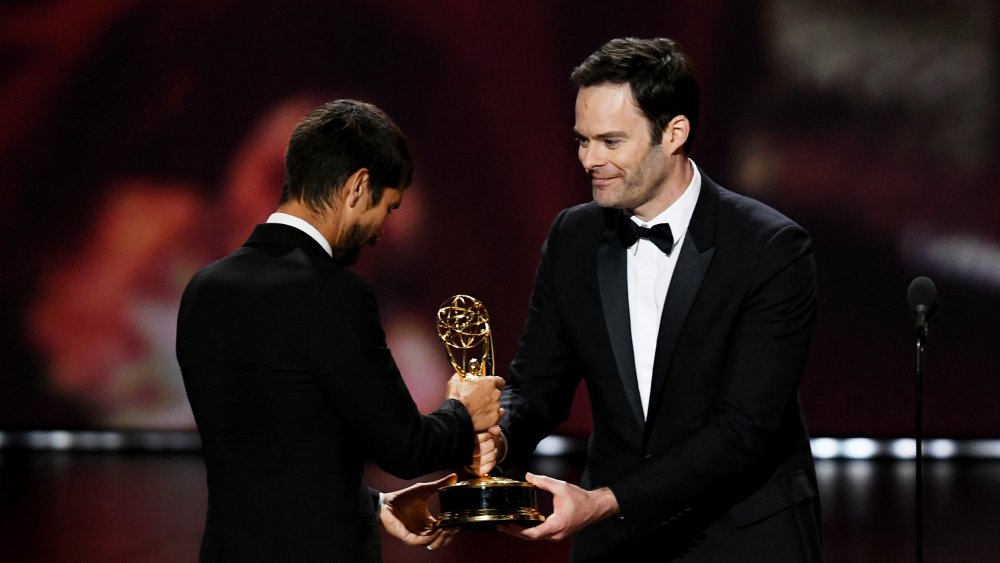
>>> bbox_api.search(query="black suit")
[502,172,822,561]
[177,223,474,563]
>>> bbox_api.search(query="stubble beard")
[333,222,369,267]
[592,167,662,215]
[593,148,667,213]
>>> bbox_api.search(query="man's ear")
[660,115,690,155]
[341,168,371,209]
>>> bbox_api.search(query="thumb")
[419,472,458,492]
[435,473,459,488]
[407,472,458,493]
[525,472,560,492]
[408,473,458,501]
[446,374,462,399]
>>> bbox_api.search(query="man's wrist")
[591,487,621,521]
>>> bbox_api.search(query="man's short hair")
[571,37,700,151]
[281,99,413,211]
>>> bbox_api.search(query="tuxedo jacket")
[177,224,474,563]
[502,172,821,561]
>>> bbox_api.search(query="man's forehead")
[575,84,646,132]
[382,187,404,206]
[577,83,636,109]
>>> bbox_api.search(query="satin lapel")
[597,229,645,428]
[644,175,719,433]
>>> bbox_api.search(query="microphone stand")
[908,277,935,563]
[914,322,927,563]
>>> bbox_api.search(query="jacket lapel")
[597,211,645,427]
[644,175,719,433]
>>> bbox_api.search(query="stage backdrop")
[1,0,997,438]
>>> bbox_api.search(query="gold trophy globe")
[435,295,544,529]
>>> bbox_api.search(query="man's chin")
[592,191,624,209]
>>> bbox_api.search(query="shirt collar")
[266,212,333,257]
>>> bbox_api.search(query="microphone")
[907,276,938,343]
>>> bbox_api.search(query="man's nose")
[579,144,605,171]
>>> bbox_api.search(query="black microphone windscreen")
[908,276,938,314]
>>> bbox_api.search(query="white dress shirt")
[627,161,701,418]
[266,212,333,257]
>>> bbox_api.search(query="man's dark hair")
[571,37,700,152]
[281,99,414,211]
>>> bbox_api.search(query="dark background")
[2,0,998,439]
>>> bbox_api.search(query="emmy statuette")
[435,295,544,529]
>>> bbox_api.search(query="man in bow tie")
[481,37,823,561]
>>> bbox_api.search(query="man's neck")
[630,157,693,221]
[275,200,337,247]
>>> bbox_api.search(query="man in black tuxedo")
[487,38,823,561]
[176,99,504,562]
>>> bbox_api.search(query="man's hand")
[498,473,619,542]
[380,473,459,550]
[447,373,505,431]
[467,426,505,477]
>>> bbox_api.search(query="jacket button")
[643,454,652,460]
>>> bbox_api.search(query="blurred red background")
[1,0,998,439]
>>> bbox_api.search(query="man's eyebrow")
[572,129,628,139]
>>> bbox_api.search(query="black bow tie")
[618,216,675,255]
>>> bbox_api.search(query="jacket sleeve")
[308,275,474,479]
[501,209,584,465]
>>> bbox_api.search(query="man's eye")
[575,138,588,148]
[605,139,622,148]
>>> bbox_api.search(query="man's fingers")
[498,520,557,540]
[465,463,493,476]
[475,430,496,445]
[497,523,534,539]
[428,526,458,549]
[473,448,497,463]
[410,528,441,546]
[472,436,497,456]
[438,526,458,547]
